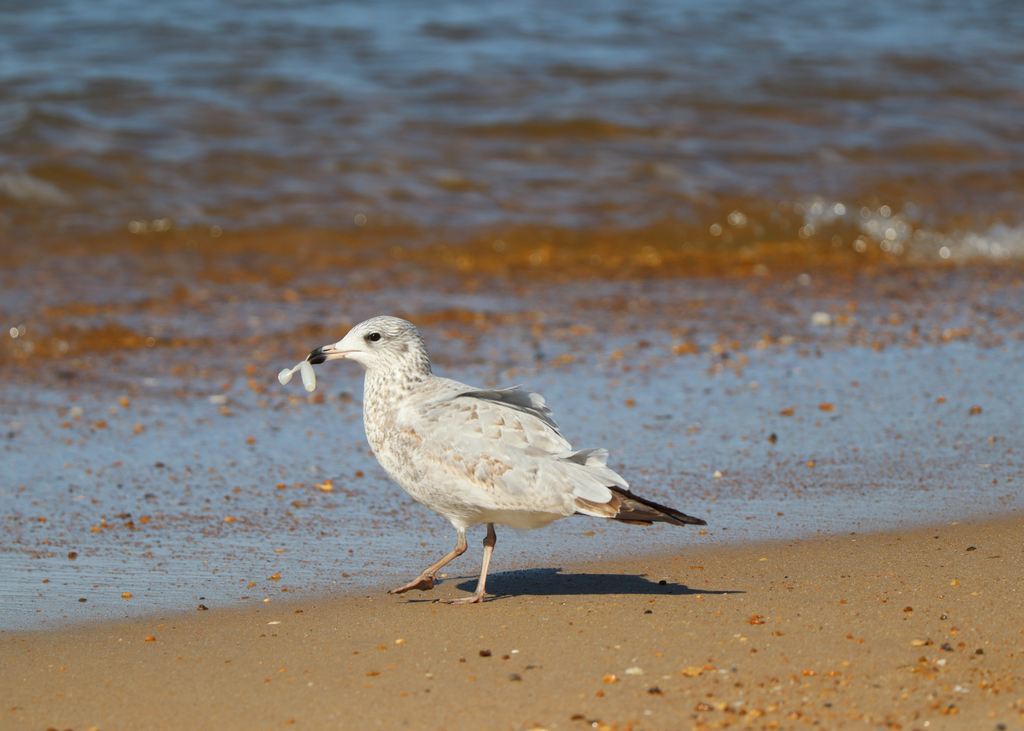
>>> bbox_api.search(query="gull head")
[307,316,430,375]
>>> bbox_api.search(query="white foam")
[0,172,73,206]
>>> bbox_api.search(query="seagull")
[307,316,706,604]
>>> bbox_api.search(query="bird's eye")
[367,332,382,342]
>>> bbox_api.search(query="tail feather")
[575,486,706,527]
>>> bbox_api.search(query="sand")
[4,515,1022,731]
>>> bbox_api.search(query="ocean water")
[2,0,1024,259]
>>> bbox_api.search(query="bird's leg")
[451,523,497,605]
[389,530,467,594]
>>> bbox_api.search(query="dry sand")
[3,515,1022,731]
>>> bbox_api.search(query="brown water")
[3,0,1024,261]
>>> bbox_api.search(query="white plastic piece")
[278,359,315,390]
[300,360,316,392]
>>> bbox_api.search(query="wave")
[0,172,74,207]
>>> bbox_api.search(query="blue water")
[2,0,1024,239]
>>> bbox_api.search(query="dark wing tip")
[608,486,706,527]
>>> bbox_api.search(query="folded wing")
[397,383,703,528]
[399,385,625,515]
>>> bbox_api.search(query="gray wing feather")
[457,386,559,431]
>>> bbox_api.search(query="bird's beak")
[307,343,351,365]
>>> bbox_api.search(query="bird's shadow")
[443,567,743,599]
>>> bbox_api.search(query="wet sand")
[4,278,1022,627]
[3,515,1022,731]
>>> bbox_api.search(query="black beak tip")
[307,346,329,365]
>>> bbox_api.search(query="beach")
[3,241,1022,622]
[4,515,1023,730]
[3,1,1024,728]
[2,245,1023,730]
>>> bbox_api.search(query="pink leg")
[451,523,497,605]
[390,530,467,594]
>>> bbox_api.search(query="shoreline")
[3,500,1018,635]
[4,514,1022,730]
[3,331,1021,630]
